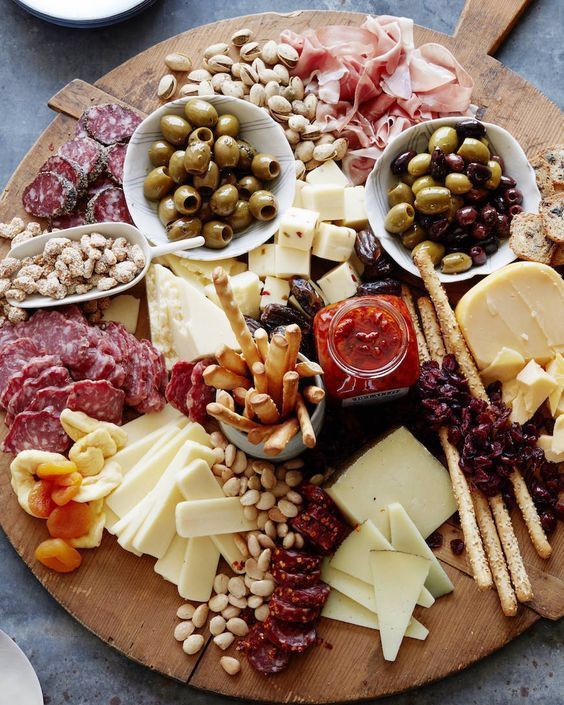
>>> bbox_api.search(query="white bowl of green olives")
[123,95,296,260]
[365,116,541,281]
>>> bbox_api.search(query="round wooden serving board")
[0,2,563,702]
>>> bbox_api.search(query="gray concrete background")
[0,0,562,703]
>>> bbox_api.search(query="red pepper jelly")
[313,295,419,405]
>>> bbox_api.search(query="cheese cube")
[312,222,356,262]
[546,354,564,416]
[260,276,290,310]
[537,434,564,463]
[317,261,359,304]
[274,245,311,279]
[516,360,558,415]
[338,186,369,230]
[510,390,532,424]
[102,295,140,334]
[205,271,262,319]
[293,179,307,208]
[248,243,277,279]
[301,184,345,221]
[306,159,350,188]
[552,415,564,453]
[480,347,526,385]
[501,378,520,407]
[277,207,320,251]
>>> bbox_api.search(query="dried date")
[356,278,402,296]
[289,278,325,318]
[244,315,262,336]
[355,229,395,280]
[260,304,312,335]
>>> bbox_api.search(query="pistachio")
[261,40,279,65]
[204,43,230,59]
[281,85,296,102]
[206,54,233,74]
[249,83,266,107]
[179,83,199,96]
[295,159,306,180]
[273,64,290,86]
[287,114,309,134]
[259,68,279,85]
[211,72,231,91]
[231,27,252,47]
[197,80,215,97]
[240,41,261,62]
[305,157,323,171]
[264,81,281,100]
[318,133,336,145]
[188,68,212,82]
[289,76,305,100]
[165,52,192,72]
[252,57,266,75]
[302,124,321,141]
[333,137,349,160]
[277,43,299,69]
[239,64,259,86]
[284,128,300,145]
[231,62,242,78]
[292,99,308,117]
[267,95,292,115]
[294,140,314,162]
[157,74,177,100]
[221,81,245,99]
[304,93,318,120]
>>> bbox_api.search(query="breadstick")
[295,360,323,378]
[250,393,281,425]
[303,385,325,405]
[248,424,278,445]
[243,388,255,420]
[509,471,552,559]
[216,389,235,412]
[232,387,248,407]
[284,324,302,374]
[213,268,261,368]
[418,297,446,361]
[254,328,269,362]
[263,417,300,456]
[295,393,316,448]
[282,371,299,417]
[206,402,262,432]
[251,361,268,395]
[216,345,249,377]
[401,285,430,363]
[265,334,288,410]
[203,364,250,391]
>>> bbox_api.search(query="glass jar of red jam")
[313,295,420,405]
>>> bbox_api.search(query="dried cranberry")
[555,500,564,522]
[472,222,489,240]
[467,162,492,186]
[496,213,510,238]
[470,245,487,266]
[504,188,523,206]
[445,153,465,172]
[426,531,443,549]
[480,204,498,227]
[390,150,416,175]
[450,539,465,555]
[456,205,478,228]
[540,509,557,534]
[498,174,516,190]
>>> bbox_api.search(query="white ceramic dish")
[11,0,157,26]
[0,630,43,705]
[365,117,541,283]
[123,95,296,261]
[7,222,204,308]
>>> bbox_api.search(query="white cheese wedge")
[101,294,141,334]
[537,434,564,463]
[321,588,428,640]
[317,261,360,304]
[388,503,454,598]
[113,495,153,555]
[516,360,558,416]
[480,347,526,386]
[104,506,120,532]
[301,184,345,221]
[322,560,378,613]
[248,243,277,279]
[312,222,356,262]
[274,245,311,279]
[111,421,182,475]
[176,496,256,537]
[277,207,320,251]
[306,160,350,188]
[154,533,188,586]
[293,179,307,208]
[205,270,263,319]
[326,427,456,539]
[338,186,369,230]
[178,536,220,602]
[260,276,291,310]
[546,354,564,416]
[370,550,431,662]
[120,405,184,445]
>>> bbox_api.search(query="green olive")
[384,202,415,233]
[143,166,174,201]
[441,252,473,274]
[387,182,414,207]
[457,137,490,164]
[184,98,218,128]
[215,114,240,138]
[414,186,451,215]
[158,196,179,226]
[220,169,238,187]
[193,161,220,198]
[412,175,438,195]
[485,160,502,189]
[203,220,233,249]
[248,190,278,221]
[412,240,446,266]
[447,195,465,222]
[251,153,281,181]
[198,200,214,223]
[168,150,189,184]
[238,175,263,200]
[148,139,175,167]
[407,153,432,177]
[173,184,202,215]
[228,200,253,232]
[183,141,211,175]
[237,140,257,171]
[160,114,192,147]
[166,217,203,241]
[445,172,472,194]
[214,136,240,169]
[428,126,459,154]
[189,126,215,148]
[480,137,490,148]
[400,223,426,250]
[210,184,239,217]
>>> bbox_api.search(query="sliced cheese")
[292,179,307,208]
[537,434,564,463]
[120,405,184,445]
[101,294,141,334]
[546,354,564,416]
[326,427,456,539]
[113,495,153,555]
[154,533,188,586]
[516,360,558,415]
[322,560,378,613]
[205,270,263,319]
[112,420,183,475]
[388,503,454,598]
[370,550,431,662]
[178,536,220,602]
[480,347,526,386]
[176,496,257,537]
[164,254,247,289]
[104,505,120,532]
[552,415,564,454]
[306,160,350,188]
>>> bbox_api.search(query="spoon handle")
[149,236,205,259]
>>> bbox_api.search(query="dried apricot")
[51,484,80,506]
[36,459,77,479]
[53,471,83,488]
[46,501,93,539]
[35,538,82,573]
[28,480,56,518]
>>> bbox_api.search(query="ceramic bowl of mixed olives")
[123,95,295,260]
[365,117,540,281]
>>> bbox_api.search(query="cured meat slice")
[299,484,339,513]
[135,340,166,414]
[87,175,115,198]
[166,361,195,417]
[2,410,71,454]
[40,155,87,195]
[75,113,88,139]
[271,566,321,588]
[86,186,133,224]
[186,359,214,425]
[50,202,88,230]
[71,348,118,385]
[269,593,321,623]
[0,354,62,409]
[6,366,71,425]
[59,137,105,183]
[106,143,127,185]
[0,338,43,403]
[243,627,289,674]
[21,310,90,368]
[0,322,19,349]
[272,547,323,574]
[84,104,142,145]
[291,504,350,554]
[263,616,317,653]
[26,386,72,415]
[67,379,124,424]
[22,172,77,218]
[274,583,330,608]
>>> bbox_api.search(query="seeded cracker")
[509,212,555,264]
[540,195,564,243]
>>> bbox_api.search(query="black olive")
[455,119,486,139]
[390,150,416,175]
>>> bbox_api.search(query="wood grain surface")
[0,2,562,702]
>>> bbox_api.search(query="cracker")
[551,243,564,266]
[509,212,555,264]
[540,195,564,243]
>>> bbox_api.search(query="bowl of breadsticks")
[204,268,326,461]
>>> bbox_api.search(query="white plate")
[0,630,43,705]
[11,0,156,26]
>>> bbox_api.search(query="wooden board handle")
[453,0,532,55]
[49,79,145,120]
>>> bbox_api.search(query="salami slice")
[40,155,87,195]
[26,386,72,415]
[84,104,142,145]
[21,310,90,368]
[75,113,89,139]
[166,361,195,417]
[2,410,71,454]
[245,630,289,674]
[186,358,214,425]
[67,379,124,424]
[136,340,166,414]
[263,616,317,653]
[269,594,321,624]
[6,366,71,425]
[0,322,19,349]
[59,137,105,183]
[291,505,350,554]
[271,566,321,588]
[272,547,323,574]
[71,348,118,385]
[0,354,62,409]
[106,143,127,185]
[22,171,77,218]
[0,338,43,403]
[274,583,330,608]
[87,174,115,198]
[299,484,340,513]
[86,185,133,224]
[50,202,88,230]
